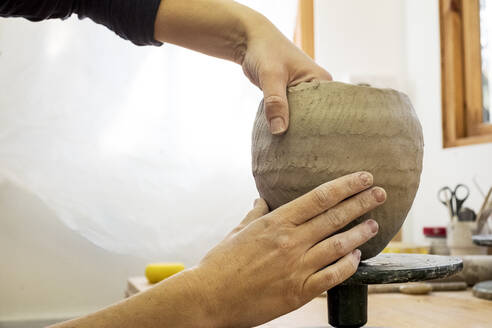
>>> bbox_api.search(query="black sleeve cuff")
[0,0,164,47]
[76,0,163,47]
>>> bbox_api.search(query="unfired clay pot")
[252,81,424,259]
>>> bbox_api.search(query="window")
[440,0,492,147]
[294,0,315,59]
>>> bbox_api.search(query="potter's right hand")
[190,172,386,327]
[49,172,386,328]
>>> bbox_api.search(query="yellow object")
[145,263,185,284]
[382,242,429,254]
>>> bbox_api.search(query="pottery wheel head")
[251,81,424,260]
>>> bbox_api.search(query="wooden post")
[294,0,315,59]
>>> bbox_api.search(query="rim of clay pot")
[288,80,405,96]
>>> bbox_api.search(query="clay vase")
[252,81,423,259]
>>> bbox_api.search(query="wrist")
[229,3,270,64]
[180,266,222,328]
[233,3,291,67]
[154,0,265,64]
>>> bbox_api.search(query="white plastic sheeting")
[0,1,297,263]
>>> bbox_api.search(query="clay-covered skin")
[252,81,423,260]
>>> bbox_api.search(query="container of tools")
[447,219,487,255]
[437,183,487,255]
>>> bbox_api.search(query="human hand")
[154,0,329,135]
[241,20,332,135]
[190,172,386,327]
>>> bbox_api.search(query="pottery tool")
[472,281,492,300]
[437,184,470,219]
[368,281,467,294]
[432,255,492,286]
[326,253,462,328]
[458,207,476,221]
[470,237,492,301]
[472,234,492,246]
[476,187,492,234]
[145,263,185,284]
[472,175,486,199]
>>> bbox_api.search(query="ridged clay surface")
[252,81,423,259]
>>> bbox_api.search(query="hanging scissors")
[437,184,470,218]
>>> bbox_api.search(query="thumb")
[261,74,289,135]
[228,198,269,236]
[240,198,269,226]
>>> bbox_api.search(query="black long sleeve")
[0,0,163,46]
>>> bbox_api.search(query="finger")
[272,172,374,225]
[241,198,269,226]
[303,249,361,298]
[290,68,333,86]
[300,187,386,243]
[318,68,333,81]
[303,220,378,271]
[261,73,289,135]
[313,65,333,81]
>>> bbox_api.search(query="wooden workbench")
[126,277,492,327]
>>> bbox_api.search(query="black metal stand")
[326,254,463,328]
[328,284,367,328]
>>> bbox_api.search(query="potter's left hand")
[241,24,332,135]
[154,0,332,135]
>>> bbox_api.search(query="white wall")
[315,0,492,243]
[0,178,148,321]
[314,0,407,90]
[0,18,163,322]
[0,2,296,322]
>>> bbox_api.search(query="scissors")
[437,184,470,218]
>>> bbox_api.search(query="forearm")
[154,0,277,64]
[49,268,214,328]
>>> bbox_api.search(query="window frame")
[294,0,315,59]
[440,0,492,147]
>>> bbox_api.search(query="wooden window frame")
[440,0,492,147]
[294,0,315,59]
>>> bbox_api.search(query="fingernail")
[372,187,386,202]
[352,249,361,261]
[254,198,259,207]
[366,219,379,234]
[269,117,286,135]
[359,172,373,186]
